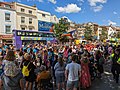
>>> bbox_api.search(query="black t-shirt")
[21,60,36,82]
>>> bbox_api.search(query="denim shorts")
[55,73,65,84]
[66,80,79,88]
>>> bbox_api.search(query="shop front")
[0,34,13,45]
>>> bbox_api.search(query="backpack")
[22,62,31,76]
[3,61,19,77]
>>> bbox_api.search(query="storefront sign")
[0,34,13,39]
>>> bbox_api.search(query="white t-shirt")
[66,62,81,81]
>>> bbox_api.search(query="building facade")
[0,2,16,44]
[50,15,59,23]
[12,2,38,31]
[38,10,53,32]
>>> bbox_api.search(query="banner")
[38,20,53,31]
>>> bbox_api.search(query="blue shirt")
[0,49,2,53]
[27,48,30,53]
[33,48,37,53]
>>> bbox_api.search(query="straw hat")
[24,53,29,60]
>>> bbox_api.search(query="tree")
[100,28,108,41]
[84,26,92,40]
[54,18,70,42]
[116,31,120,38]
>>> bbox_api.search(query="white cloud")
[88,0,107,12]
[88,0,107,6]
[93,5,103,12]
[108,20,117,25]
[55,4,81,13]
[48,0,56,4]
[113,11,117,15]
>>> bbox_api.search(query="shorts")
[66,80,79,88]
[55,73,65,84]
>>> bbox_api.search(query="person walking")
[65,54,81,90]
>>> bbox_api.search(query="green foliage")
[116,31,120,38]
[100,28,108,41]
[54,18,70,41]
[84,26,92,40]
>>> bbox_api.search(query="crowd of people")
[0,42,119,90]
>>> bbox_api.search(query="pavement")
[85,64,120,90]
[2,64,120,90]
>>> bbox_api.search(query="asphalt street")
[85,64,120,90]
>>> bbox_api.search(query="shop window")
[42,14,45,17]
[21,8,25,12]
[29,18,32,24]
[29,10,32,14]
[21,17,25,23]
[5,13,10,21]
[5,25,11,34]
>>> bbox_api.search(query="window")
[54,17,56,21]
[33,32,38,36]
[5,25,11,33]
[29,28,32,30]
[5,5,11,8]
[17,31,22,35]
[29,18,32,24]
[39,33,42,37]
[29,10,32,14]
[21,17,25,23]
[26,32,29,36]
[21,27,25,30]
[29,32,33,36]
[5,13,10,21]
[42,14,45,17]
[21,8,25,12]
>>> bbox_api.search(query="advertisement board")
[38,20,53,31]
[21,36,54,41]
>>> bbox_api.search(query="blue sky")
[2,0,120,26]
